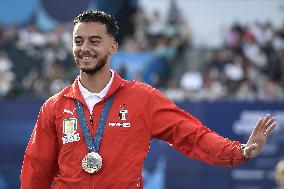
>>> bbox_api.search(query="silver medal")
[82,152,102,173]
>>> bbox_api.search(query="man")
[21,10,276,189]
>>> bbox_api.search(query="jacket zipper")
[90,114,93,125]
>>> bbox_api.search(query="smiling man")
[20,11,276,189]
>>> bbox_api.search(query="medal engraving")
[82,152,102,173]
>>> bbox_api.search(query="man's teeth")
[82,56,93,60]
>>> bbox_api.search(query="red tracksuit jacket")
[21,72,249,189]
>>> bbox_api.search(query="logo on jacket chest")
[62,118,80,144]
[109,104,131,128]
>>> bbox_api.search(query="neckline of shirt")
[78,69,114,100]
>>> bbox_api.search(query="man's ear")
[109,41,118,55]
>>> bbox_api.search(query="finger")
[262,114,271,125]
[261,117,275,133]
[259,114,272,131]
[264,122,276,137]
[253,118,264,133]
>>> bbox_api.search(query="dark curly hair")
[73,10,119,39]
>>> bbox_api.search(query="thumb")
[246,143,258,151]
[244,143,258,157]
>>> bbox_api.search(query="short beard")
[76,55,108,75]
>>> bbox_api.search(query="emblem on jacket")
[63,108,74,116]
[119,104,128,120]
[62,118,80,144]
[109,104,131,128]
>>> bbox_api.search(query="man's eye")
[74,39,82,44]
[91,40,100,44]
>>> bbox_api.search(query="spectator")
[180,65,203,93]
[147,10,164,41]
[0,51,15,97]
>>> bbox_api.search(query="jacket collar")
[78,69,114,100]
[64,71,127,105]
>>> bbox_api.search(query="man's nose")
[81,42,91,52]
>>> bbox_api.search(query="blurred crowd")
[0,0,283,101]
[0,23,74,100]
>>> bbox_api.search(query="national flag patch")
[62,118,80,144]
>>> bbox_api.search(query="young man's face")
[72,22,117,75]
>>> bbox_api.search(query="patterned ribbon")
[75,96,114,152]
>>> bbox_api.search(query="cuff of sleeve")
[240,144,251,160]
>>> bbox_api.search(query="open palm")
[242,114,276,158]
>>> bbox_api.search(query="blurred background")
[0,0,284,188]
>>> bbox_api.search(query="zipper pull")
[90,114,93,125]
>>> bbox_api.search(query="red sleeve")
[147,89,250,167]
[21,100,59,189]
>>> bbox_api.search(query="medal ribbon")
[75,96,114,153]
